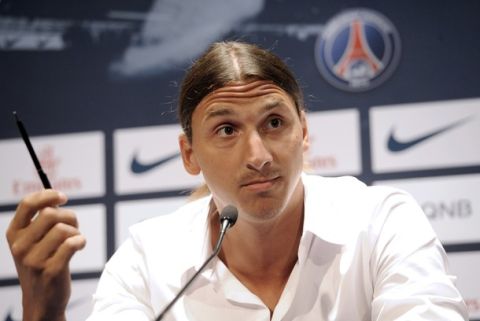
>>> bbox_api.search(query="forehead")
[194,80,296,116]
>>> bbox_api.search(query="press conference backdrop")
[1,0,479,319]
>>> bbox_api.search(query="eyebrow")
[205,107,235,120]
[204,99,287,121]
[264,99,285,111]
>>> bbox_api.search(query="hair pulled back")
[178,41,304,141]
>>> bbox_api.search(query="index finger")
[10,189,68,230]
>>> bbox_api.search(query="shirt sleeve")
[86,237,155,321]
[369,190,468,321]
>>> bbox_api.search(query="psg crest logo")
[315,8,401,92]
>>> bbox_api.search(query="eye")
[266,117,283,129]
[216,125,236,137]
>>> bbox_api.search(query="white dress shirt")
[87,174,467,320]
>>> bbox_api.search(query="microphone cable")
[155,205,238,321]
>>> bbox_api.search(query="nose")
[244,130,273,172]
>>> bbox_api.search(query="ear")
[300,110,310,153]
[179,133,201,175]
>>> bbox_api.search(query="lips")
[240,176,280,191]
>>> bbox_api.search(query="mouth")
[241,176,280,191]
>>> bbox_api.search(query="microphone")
[155,205,238,321]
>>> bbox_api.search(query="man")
[7,41,468,321]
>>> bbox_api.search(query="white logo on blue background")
[315,8,401,92]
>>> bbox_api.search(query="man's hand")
[6,190,86,321]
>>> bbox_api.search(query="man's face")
[179,80,308,222]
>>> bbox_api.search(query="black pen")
[13,111,52,189]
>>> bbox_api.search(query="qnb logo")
[315,8,401,92]
[422,199,473,220]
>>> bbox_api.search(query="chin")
[240,202,286,223]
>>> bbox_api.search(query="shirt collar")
[172,173,365,286]
[190,196,216,271]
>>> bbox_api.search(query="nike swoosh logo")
[387,116,473,152]
[130,151,181,174]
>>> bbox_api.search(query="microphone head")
[219,205,238,228]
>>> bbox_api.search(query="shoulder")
[128,196,211,249]
[302,174,428,244]
[303,173,418,214]
[303,174,366,195]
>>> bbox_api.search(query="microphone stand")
[155,205,238,321]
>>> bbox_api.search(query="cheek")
[281,130,304,153]
[276,131,305,167]
[197,151,232,184]
[200,163,237,206]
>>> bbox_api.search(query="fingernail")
[58,191,68,202]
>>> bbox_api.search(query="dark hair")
[178,41,304,141]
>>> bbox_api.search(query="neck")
[209,183,305,312]
[211,184,305,278]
